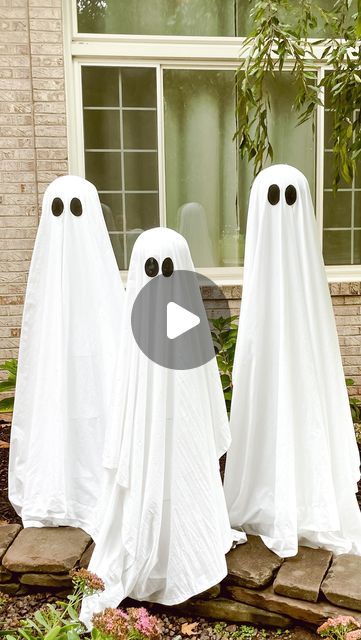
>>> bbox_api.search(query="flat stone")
[322,554,361,611]
[20,573,73,588]
[226,584,361,626]
[173,597,292,628]
[79,541,94,568]
[0,524,21,560]
[194,584,221,600]
[0,582,20,594]
[3,527,91,574]
[0,564,13,583]
[226,535,283,589]
[273,547,332,603]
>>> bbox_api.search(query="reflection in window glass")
[77,0,357,37]
[164,69,239,267]
[323,94,360,264]
[237,0,357,37]
[82,66,159,269]
[77,0,236,36]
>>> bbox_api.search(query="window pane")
[82,66,159,269]
[323,86,360,264]
[237,0,357,36]
[82,67,119,107]
[77,0,236,36]
[323,230,351,265]
[323,191,352,228]
[85,151,121,191]
[84,110,120,149]
[354,230,361,263]
[164,69,239,268]
[355,191,361,228]
[123,111,157,150]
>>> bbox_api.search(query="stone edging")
[1,526,361,629]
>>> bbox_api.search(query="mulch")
[0,420,20,524]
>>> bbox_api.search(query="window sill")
[120,265,361,288]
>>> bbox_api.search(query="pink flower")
[92,606,161,640]
[132,607,160,636]
[346,631,361,640]
[317,617,361,640]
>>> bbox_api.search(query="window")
[64,0,361,279]
[82,67,159,268]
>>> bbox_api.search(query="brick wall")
[0,0,67,366]
[0,1,361,401]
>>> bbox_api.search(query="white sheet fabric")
[9,175,125,535]
[224,164,361,558]
[81,227,240,627]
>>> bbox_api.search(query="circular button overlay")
[131,270,231,370]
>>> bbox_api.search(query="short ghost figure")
[224,165,361,558]
[9,175,125,535]
[80,227,240,627]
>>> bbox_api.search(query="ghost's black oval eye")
[267,184,280,205]
[162,257,174,277]
[70,197,83,217]
[144,257,159,278]
[51,197,64,217]
[285,184,297,206]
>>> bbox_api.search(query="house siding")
[1,1,361,399]
[0,0,67,363]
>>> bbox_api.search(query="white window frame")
[62,0,361,284]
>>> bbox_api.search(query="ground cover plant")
[0,569,162,640]
[317,615,361,640]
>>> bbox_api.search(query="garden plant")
[0,569,162,640]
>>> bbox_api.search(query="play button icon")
[167,302,200,340]
[131,270,230,370]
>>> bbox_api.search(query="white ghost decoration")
[9,175,125,535]
[80,227,243,627]
[224,164,361,558]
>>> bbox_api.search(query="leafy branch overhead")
[236,0,361,189]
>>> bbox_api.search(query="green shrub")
[0,359,17,413]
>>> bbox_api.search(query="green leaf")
[18,630,36,640]
[0,397,14,413]
[0,360,17,376]
[34,611,51,629]
[0,379,16,392]
[44,626,61,640]
[67,606,79,621]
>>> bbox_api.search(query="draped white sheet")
[224,165,361,558]
[80,227,241,627]
[9,175,125,536]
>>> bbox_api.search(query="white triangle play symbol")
[167,301,200,340]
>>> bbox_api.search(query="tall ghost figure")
[9,175,125,535]
[80,227,241,627]
[224,165,361,558]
